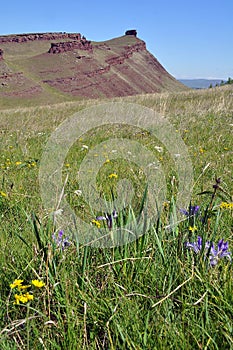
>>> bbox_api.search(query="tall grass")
[0,86,233,349]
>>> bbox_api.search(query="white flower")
[154,146,163,153]
[74,190,82,196]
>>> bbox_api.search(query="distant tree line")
[209,77,233,88]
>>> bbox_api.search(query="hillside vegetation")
[0,83,233,349]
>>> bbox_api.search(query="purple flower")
[185,236,231,267]
[208,239,231,266]
[52,230,71,250]
[180,205,200,217]
[96,209,118,229]
[185,235,203,254]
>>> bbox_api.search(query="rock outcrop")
[0,32,82,43]
[125,29,137,37]
[105,41,146,65]
[0,49,3,60]
[48,38,92,54]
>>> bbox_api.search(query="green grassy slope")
[0,76,232,349]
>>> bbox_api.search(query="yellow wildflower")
[31,280,45,288]
[10,279,24,289]
[220,202,233,209]
[0,191,7,197]
[24,292,34,301]
[109,173,118,179]
[18,284,31,290]
[91,219,101,228]
[14,293,34,305]
[189,225,198,232]
[15,161,22,166]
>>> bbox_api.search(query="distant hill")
[179,79,225,89]
[0,31,188,107]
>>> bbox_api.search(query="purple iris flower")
[180,205,200,217]
[52,230,71,250]
[208,239,232,266]
[185,236,231,267]
[186,235,203,254]
[96,209,118,230]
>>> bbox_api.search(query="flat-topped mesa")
[48,37,92,53]
[0,32,82,43]
[0,49,3,60]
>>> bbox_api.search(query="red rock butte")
[0,31,187,104]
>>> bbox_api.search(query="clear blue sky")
[1,0,232,79]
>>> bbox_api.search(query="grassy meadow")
[0,85,233,349]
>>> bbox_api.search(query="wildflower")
[208,239,232,266]
[186,236,203,254]
[18,284,31,290]
[52,230,71,250]
[0,191,7,197]
[32,280,45,288]
[96,210,118,230]
[154,146,163,153]
[185,236,231,267]
[180,205,200,217]
[15,161,22,166]
[74,189,82,196]
[10,279,24,289]
[109,173,118,179]
[91,219,101,228]
[220,202,233,209]
[189,225,198,232]
[81,144,89,151]
[24,292,34,301]
[14,293,34,305]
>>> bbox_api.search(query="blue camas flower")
[185,236,231,267]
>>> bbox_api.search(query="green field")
[0,85,233,349]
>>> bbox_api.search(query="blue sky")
[1,0,232,79]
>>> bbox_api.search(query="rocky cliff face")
[0,32,82,43]
[48,38,92,53]
[0,32,187,102]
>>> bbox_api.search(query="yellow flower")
[10,279,24,289]
[109,173,118,179]
[91,219,101,228]
[14,293,34,305]
[31,280,45,288]
[199,148,204,154]
[0,191,7,197]
[15,161,22,166]
[105,159,110,164]
[18,284,31,290]
[220,202,233,209]
[189,225,198,232]
[24,292,34,301]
